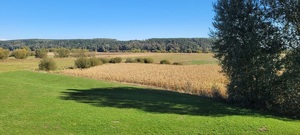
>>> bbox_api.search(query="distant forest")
[0,38,213,53]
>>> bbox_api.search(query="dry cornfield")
[61,63,228,97]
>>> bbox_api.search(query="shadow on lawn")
[60,87,267,117]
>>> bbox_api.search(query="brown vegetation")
[61,63,228,97]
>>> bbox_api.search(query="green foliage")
[132,57,154,64]
[12,49,30,59]
[172,62,183,65]
[1,71,300,134]
[35,49,48,58]
[125,58,137,63]
[131,48,141,53]
[71,49,89,57]
[135,58,144,63]
[0,38,213,53]
[89,57,102,67]
[55,48,70,58]
[267,0,300,117]
[21,46,31,52]
[212,0,299,118]
[75,57,102,69]
[99,57,110,64]
[0,48,10,60]
[75,57,91,68]
[109,57,122,63]
[160,60,171,64]
[141,50,148,53]
[186,49,192,53]
[30,52,35,56]
[272,66,300,118]
[38,58,57,71]
[202,47,210,53]
[196,50,202,53]
[212,0,280,107]
[143,58,154,63]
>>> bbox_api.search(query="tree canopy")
[0,38,213,53]
[212,0,299,118]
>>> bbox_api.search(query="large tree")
[266,0,300,117]
[212,0,300,118]
[211,0,284,108]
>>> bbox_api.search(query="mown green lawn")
[0,71,299,134]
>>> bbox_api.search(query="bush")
[109,57,122,63]
[39,58,57,71]
[30,52,35,56]
[0,48,10,60]
[173,62,183,65]
[35,49,48,58]
[160,60,171,64]
[12,49,29,59]
[125,57,154,64]
[135,58,144,63]
[75,57,102,69]
[89,57,102,67]
[143,58,154,63]
[75,57,91,68]
[22,46,33,56]
[55,48,70,58]
[99,58,110,64]
[125,58,137,63]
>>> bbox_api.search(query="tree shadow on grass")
[61,87,249,116]
[60,87,284,118]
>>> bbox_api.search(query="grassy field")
[0,56,76,72]
[0,71,300,134]
[1,53,300,134]
[0,53,216,73]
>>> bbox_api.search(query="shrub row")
[125,58,183,65]
[39,56,183,71]
[109,57,122,63]
[99,58,110,64]
[125,57,154,63]
[75,57,103,69]
[160,60,171,64]
[38,57,102,71]
[160,60,183,65]
[75,57,124,69]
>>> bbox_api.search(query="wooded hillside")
[0,38,213,53]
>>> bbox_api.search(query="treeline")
[0,38,213,53]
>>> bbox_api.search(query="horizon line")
[0,37,211,41]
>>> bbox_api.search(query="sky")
[0,0,216,40]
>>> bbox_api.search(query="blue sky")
[0,0,216,40]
